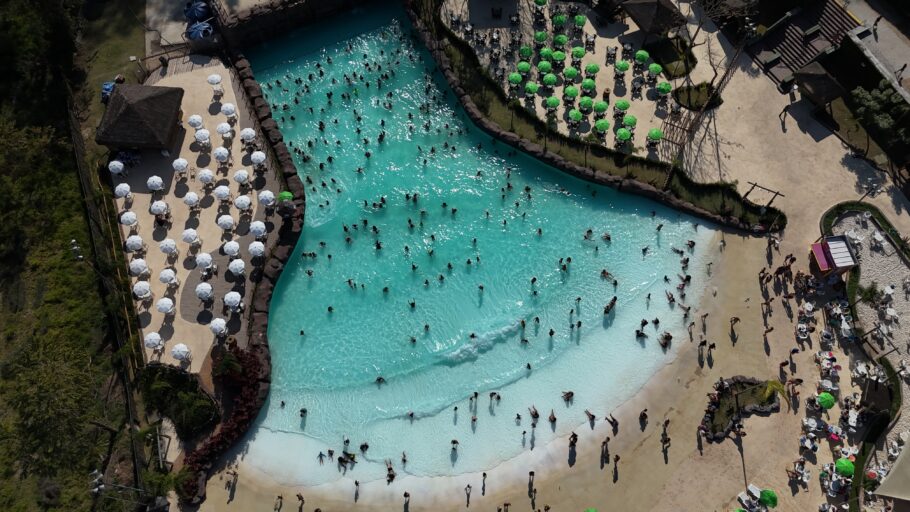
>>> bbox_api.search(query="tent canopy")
[96,85,185,149]
[622,0,686,35]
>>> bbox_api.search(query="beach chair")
[737,492,751,507]
[747,483,762,498]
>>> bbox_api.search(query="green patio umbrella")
[647,128,663,140]
[817,392,836,409]
[635,49,650,63]
[508,72,523,85]
[648,63,663,75]
[553,34,568,47]
[616,128,632,141]
[552,50,566,62]
[520,46,533,59]
[545,96,560,109]
[581,78,596,91]
[571,46,586,59]
[542,73,558,86]
[534,0,546,5]
[594,119,610,133]
[278,191,294,202]
[585,63,600,75]
[835,458,855,477]
[563,85,579,98]
[584,509,598,512]
[563,67,579,79]
[615,60,630,72]
[569,109,583,122]
[734,509,748,512]
[657,81,673,95]
[622,114,637,127]
[537,61,553,73]
[534,31,548,43]
[579,96,594,110]
[758,489,778,508]
[539,48,554,61]
[525,82,540,94]
[593,100,608,113]
[552,14,567,27]
[517,61,532,74]
[574,14,587,27]
[615,99,630,111]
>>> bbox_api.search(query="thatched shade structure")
[95,84,184,150]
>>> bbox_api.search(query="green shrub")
[674,82,723,111]
[139,365,218,439]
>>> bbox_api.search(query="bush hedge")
[139,364,218,440]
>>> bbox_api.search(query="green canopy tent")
[758,489,778,508]
[635,49,650,63]
[616,128,632,141]
[817,392,836,410]
[574,14,587,27]
[539,48,554,61]
[278,191,294,202]
[545,96,560,109]
[508,73,523,85]
[648,63,663,75]
[525,82,540,94]
[542,73,558,87]
[579,96,594,110]
[615,99,630,111]
[593,100,608,113]
[563,67,579,80]
[537,61,553,74]
[594,119,610,133]
[534,31,548,44]
[581,78,596,91]
[552,50,566,62]
[657,81,672,95]
[563,86,579,98]
[647,128,663,140]
[517,61,532,74]
[835,458,855,476]
[552,14,567,27]
[534,0,546,5]
[519,46,533,59]
[568,109,583,122]
[571,46,586,59]
[623,114,637,127]
[615,60,630,72]
[585,63,600,75]
[553,34,568,47]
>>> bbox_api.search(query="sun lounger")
[737,492,752,507]
[747,483,762,498]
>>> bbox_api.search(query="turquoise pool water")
[247,3,713,485]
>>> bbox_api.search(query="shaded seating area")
[95,84,185,150]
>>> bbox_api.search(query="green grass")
[673,82,723,111]
[643,37,698,80]
[828,98,890,169]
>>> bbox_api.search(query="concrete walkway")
[844,0,910,90]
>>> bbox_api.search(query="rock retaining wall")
[704,376,781,443]
[215,0,370,48]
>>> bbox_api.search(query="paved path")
[844,0,910,90]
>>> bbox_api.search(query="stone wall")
[214,0,370,48]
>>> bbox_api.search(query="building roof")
[795,62,846,105]
[622,0,686,35]
[95,84,185,149]
[826,236,856,269]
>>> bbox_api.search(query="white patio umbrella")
[114,183,132,199]
[171,343,191,361]
[239,127,256,142]
[183,192,200,207]
[128,258,148,276]
[213,147,230,162]
[172,158,189,172]
[217,215,235,231]
[195,129,211,143]
[249,221,267,238]
[233,169,250,185]
[223,240,240,257]
[149,200,169,215]
[221,103,236,116]
[195,252,213,268]
[198,168,215,184]
[224,291,242,308]
[147,175,164,191]
[228,259,245,275]
[125,235,144,252]
[233,195,252,211]
[249,241,265,257]
[213,185,231,200]
[144,332,163,349]
[108,160,125,175]
[187,114,204,129]
[195,282,214,301]
[159,268,177,284]
[207,73,222,86]
[210,317,227,335]
[120,211,138,226]
[181,228,200,244]
[159,238,178,254]
[156,297,175,314]
[216,122,232,136]
[258,190,275,207]
[250,151,266,165]
[132,281,151,298]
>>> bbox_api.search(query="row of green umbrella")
[514,63,672,95]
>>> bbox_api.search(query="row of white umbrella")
[127,236,264,261]
[109,150,264,179]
